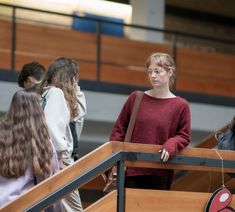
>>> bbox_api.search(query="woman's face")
[147,63,171,88]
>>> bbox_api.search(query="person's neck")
[148,88,175,99]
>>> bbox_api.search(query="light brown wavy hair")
[0,90,52,178]
[146,52,176,90]
[39,57,79,118]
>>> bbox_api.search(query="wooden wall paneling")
[16,21,97,61]
[226,178,235,189]
[84,190,117,212]
[78,62,97,80]
[100,64,150,87]
[177,48,235,80]
[125,188,235,212]
[82,175,105,190]
[2,18,235,98]
[0,19,12,49]
[176,74,235,97]
[172,171,230,192]
[101,35,173,67]
[0,50,97,80]
[176,47,235,97]
[0,49,11,69]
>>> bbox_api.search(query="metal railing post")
[172,33,178,91]
[96,21,101,81]
[173,33,178,65]
[117,154,125,212]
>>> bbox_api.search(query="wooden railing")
[80,126,231,202]
[81,126,231,207]
[172,126,229,192]
[1,141,235,212]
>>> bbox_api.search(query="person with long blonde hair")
[39,57,86,212]
[0,90,59,208]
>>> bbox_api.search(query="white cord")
[215,149,225,186]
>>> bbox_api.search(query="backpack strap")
[41,89,50,111]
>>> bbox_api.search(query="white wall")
[129,0,165,43]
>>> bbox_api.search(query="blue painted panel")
[72,12,124,37]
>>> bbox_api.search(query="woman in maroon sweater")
[109,52,191,190]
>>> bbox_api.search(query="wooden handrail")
[1,141,235,211]
[172,125,229,192]
[0,142,113,211]
[196,125,228,148]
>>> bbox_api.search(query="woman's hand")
[159,149,170,162]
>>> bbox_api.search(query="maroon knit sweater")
[109,91,191,184]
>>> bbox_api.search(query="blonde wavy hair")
[146,52,176,90]
[39,57,79,118]
[0,90,52,178]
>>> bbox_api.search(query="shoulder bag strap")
[124,91,144,142]
[103,91,144,191]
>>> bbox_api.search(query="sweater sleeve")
[162,101,191,158]
[109,92,136,142]
[43,87,70,153]
[73,85,87,143]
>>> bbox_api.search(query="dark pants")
[125,175,170,190]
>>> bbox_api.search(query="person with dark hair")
[109,52,191,190]
[39,57,86,212]
[18,62,45,91]
[0,90,60,209]
[230,117,235,133]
